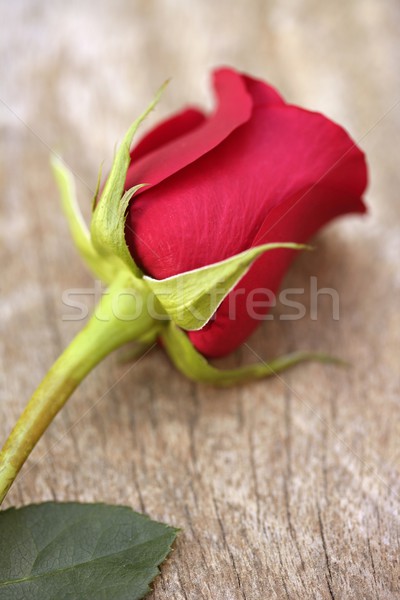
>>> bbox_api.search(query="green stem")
[0,273,159,505]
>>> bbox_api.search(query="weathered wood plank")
[1,1,399,598]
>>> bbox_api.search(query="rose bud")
[124,67,367,358]
[0,69,368,503]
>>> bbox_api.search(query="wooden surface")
[1,1,399,598]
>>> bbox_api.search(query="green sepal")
[161,322,344,387]
[90,82,168,278]
[51,156,117,284]
[91,161,103,212]
[144,242,310,331]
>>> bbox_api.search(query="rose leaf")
[0,502,178,600]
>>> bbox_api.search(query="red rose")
[124,67,367,358]
[0,68,369,506]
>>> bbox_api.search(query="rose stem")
[0,274,159,505]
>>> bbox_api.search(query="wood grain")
[1,1,399,598]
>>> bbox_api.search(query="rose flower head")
[124,67,368,358]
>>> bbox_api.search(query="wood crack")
[317,503,336,600]
[213,495,247,600]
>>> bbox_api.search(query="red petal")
[242,74,285,107]
[188,186,366,357]
[124,67,253,191]
[127,103,367,283]
[188,107,367,357]
[131,107,206,161]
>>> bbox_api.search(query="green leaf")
[162,321,342,387]
[51,156,117,284]
[91,82,168,278]
[144,242,310,331]
[0,502,178,600]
